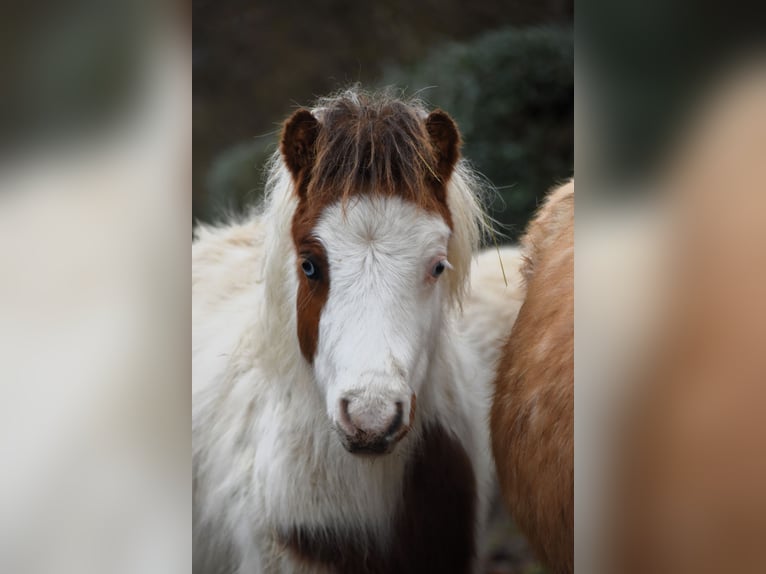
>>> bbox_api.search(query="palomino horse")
[491,182,574,574]
[193,90,524,573]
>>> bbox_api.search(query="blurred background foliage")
[383,27,572,238]
[193,0,573,244]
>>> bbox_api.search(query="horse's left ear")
[425,110,461,183]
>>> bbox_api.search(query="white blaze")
[312,196,451,436]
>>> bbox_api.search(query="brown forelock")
[282,94,463,362]
[278,423,477,574]
[312,96,458,226]
[490,182,574,574]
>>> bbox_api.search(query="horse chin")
[336,427,410,457]
[344,442,396,457]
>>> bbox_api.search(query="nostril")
[384,401,404,438]
[338,398,355,434]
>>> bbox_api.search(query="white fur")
[192,154,525,573]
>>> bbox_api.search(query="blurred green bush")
[202,26,572,241]
[384,26,573,240]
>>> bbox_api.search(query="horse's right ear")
[280,109,320,180]
[425,110,461,183]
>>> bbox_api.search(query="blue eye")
[432,261,446,277]
[301,258,318,279]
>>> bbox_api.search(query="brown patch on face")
[279,94,463,362]
[278,424,477,573]
[293,232,329,362]
[490,181,574,574]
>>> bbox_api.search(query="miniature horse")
[491,182,574,574]
[193,90,523,574]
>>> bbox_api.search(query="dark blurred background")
[192,0,573,243]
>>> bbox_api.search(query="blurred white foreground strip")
[0,15,190,574]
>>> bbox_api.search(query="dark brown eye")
[431,261,446,277]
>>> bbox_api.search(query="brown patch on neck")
[278,423,477,573]
[392,423,477,572]
[279,94,464,362]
